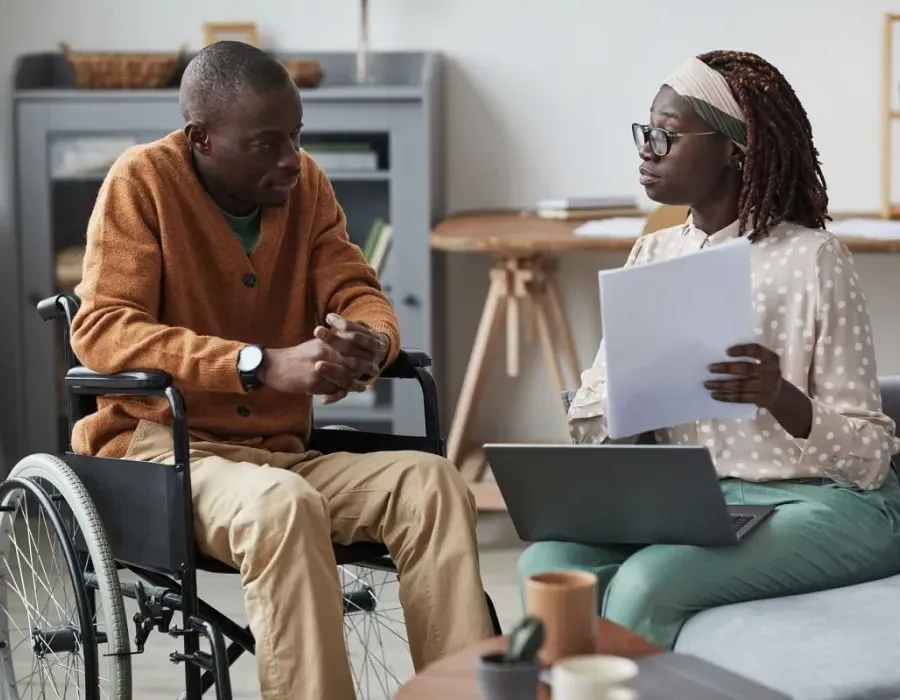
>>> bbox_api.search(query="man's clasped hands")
[260,313,390,404]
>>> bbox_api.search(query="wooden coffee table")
[395,617,661,699]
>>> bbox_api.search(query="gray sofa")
[561,376,900,700]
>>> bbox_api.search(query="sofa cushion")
[675,575,900,700]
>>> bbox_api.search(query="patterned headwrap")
[663,57,748,150]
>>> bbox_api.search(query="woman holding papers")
[518,50,900,650]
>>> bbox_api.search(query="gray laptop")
[483,443,774,547]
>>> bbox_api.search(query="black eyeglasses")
[631,123,717,157]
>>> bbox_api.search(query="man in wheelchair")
[62,40,495,699]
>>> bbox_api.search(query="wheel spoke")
[340,563,412,700]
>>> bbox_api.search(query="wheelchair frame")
[18,292,502,700]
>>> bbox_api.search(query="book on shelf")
[303,143,378,171]
[53,137,139,179]
[536,194,640,220]
[361,218,393,276]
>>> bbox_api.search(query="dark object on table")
[60,42,183,89]
[478,652,540,700]
[476,616,544,700]
[504,616,544,664]
[281,59,324,88]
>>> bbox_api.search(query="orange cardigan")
[71,131,400,458]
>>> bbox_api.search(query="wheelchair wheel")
[0,454,132,699]
[340,562,410,700]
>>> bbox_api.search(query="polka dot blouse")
[568,217,900,490]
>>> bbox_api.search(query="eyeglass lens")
[632,124,670,156]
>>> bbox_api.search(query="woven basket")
[281,59,324,88]
[61,42,184,90]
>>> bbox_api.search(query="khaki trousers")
[124,420,494,700]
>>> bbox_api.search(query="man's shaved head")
[179,40,291,123]
[180,40,304,214]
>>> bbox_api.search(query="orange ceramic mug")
[525,571,598,665]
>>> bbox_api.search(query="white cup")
[601,687,639,700]
[551,654,639,700]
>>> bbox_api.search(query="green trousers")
[517,470,900,650]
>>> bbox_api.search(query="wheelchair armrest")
[65,365,189,469]
[38,292,83,323]
[65,365,173,396]
[376,349,441,448]
[380,349,432,379]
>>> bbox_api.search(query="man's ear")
[184,121,211,156]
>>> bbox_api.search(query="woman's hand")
[704,343,784,408]
[705,342,812,438]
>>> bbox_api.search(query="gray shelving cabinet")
[3,50,445,464]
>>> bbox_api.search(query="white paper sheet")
[574,217,647,237]
[598,237,756,439]
[827,218,900,240]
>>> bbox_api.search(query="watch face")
[238,345,264,373]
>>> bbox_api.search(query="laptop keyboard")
[730,515,752,531]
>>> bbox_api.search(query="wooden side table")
[395,617,660,699]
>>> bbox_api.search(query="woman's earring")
[736,159,744,171]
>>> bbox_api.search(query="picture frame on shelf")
[203,22,260,47]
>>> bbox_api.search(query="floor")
[3,510,526,699]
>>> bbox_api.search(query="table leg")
[506,292,519,378]
[445,266,506,469]
[505,257,531,378]
[544,269,582,388]
[532,284,568,399]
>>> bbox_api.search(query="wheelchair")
[0,293,502,700]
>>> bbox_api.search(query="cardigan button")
[236,406,251,417]
[242,273,257,288]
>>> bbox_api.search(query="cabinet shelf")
[327,169,391,182]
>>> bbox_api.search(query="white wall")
[2,0,900,446]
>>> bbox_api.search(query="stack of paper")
[574,217,647,238]
[538,195,637,210]
[537,195,640,220]
[598,238,756,439]
[828,218,900,240]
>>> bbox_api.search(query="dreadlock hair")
[696,50,830,240]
